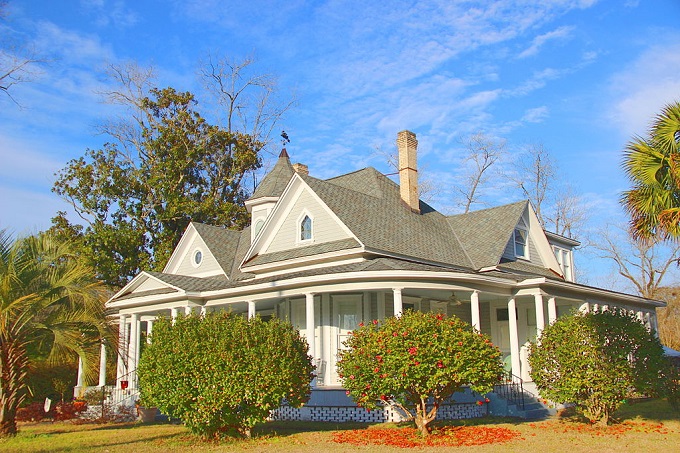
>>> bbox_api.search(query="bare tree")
[654,287,680,350]
[0,2,44,105]
[592,225,680,298]
[546,185,587,239]
[513,143,555,225]
[199,55,296,155]
[455,132,506,213]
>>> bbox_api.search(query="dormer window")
[300,215,312,242]
[254,219,265,237]
[554,246,573,281]
[514,227,528,259]
[192,249,203,268]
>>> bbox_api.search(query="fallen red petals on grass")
[333,426,522,448]
[529,420,670,436]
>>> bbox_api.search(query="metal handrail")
[494,371,525,410]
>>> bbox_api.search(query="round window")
[193,250,203,266]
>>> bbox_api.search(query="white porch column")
[534,293,545,337]
[508,298,521,380]
[548,297,557,325]
[184,306,194,316]
[470,290,481,331]
[127,313,139,386]
[200,306,207,317]
[393,288,403,318]
[98,341,107,387]
[305,293,316,368]
[579,302,590,313]
[377,292,386,320]
[247,300,256,319]
[146,320,153,344]
[171,307,178,323]
[77,356,85,388]
[116,314,126,380]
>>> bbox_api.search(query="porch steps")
[488,382,553,420]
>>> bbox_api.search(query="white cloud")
[522,106,549,123]
[608,40,680,138]
[518,26,575,59]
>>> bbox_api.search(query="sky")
[1,0,680,292]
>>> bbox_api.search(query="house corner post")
[393,288,403,317]
[470,290,481,331]
[98,341,107,387]
[116,314,126,382]
[547,297,557,324]
[305,293,317,385]
[507,298,521,380]
[127,313,139,388]
[534,293,545,337]
[146,319,153,344]
[247,300,256,319]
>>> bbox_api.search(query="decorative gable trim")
[163,223,227,278]
[107,271,183,305]
[525,206,563,277]
[241,173,363,269]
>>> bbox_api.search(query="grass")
[1,399,679,452]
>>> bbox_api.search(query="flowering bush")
[529,309,667,426]
[137,312,314,438]
[337,310,503,436]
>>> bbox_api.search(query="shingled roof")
[447,201,528,270]
[249,149,294,200]
[302,169,475,270]
[191,222,242,276]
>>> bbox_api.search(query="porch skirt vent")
[269,401,484,423]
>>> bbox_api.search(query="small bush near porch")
[529,308,669,426]
[337,310,503,436]
[137,312,314,439]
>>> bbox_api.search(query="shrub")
[337,310,503,436]
[137,312,314,438]
[529,308,667,425]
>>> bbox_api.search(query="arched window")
[300,215,312,241]
[254,219,265,236]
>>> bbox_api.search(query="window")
[192,249,203,267]
[254,219,265,236]
[553,246,573,281]
[300,215,312,242]
[514,227,528,259]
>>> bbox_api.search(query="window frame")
[513,227,529,260]
[297,211,314,244]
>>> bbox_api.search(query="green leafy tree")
[529,309,667,426]
[0,230,110,437]
[137,312,314,439]
[53,87,262,287]
[337,310,503,436]
[622,100,680,240]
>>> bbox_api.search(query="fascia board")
[163,223,198,273]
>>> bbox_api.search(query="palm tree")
[0,230,110,437]
[622,101,680,240]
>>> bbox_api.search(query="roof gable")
[164,223,241,277]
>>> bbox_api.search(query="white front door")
[330,294,363,386]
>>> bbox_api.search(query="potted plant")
[135,399,158,423]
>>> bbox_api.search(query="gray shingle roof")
[447,201,528,269]
[245,237,361,267]
[191,222,242,276]
[301,169,474,269]
[145,272,231,292]
[249,150,294,200]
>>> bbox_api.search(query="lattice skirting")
[269,402,484,423]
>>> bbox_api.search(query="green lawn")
[1,399,679,452]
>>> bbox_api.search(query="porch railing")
[494,371,525,410]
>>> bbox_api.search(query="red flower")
[457,341,463,346]
[485,398,490,403]
[374,367,380,373]
[372,319,379,325]
[437,361,445,368]
[349,375,355,380]
[476,400,483,406]
[393,332,398,337]
[359,322,365,327]
[408,347,418,355]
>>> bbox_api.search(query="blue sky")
[1,0,680,291]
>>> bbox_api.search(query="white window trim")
[297,210,314,245]
[251,216,266,243]
[514,227,529,260]
[191,248,204,268]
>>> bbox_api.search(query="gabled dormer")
[545,231,580,282]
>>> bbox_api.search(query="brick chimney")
[397,130,419,214]
[292,163,309,175]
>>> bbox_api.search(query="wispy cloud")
[608,40,680,138]
[518,26,575,59]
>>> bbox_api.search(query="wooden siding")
[265,188,351,254]
[135,277,168,292]
[175,234,222,276]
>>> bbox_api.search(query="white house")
[98,130,664,421]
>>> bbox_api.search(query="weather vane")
[281,130,290,147]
